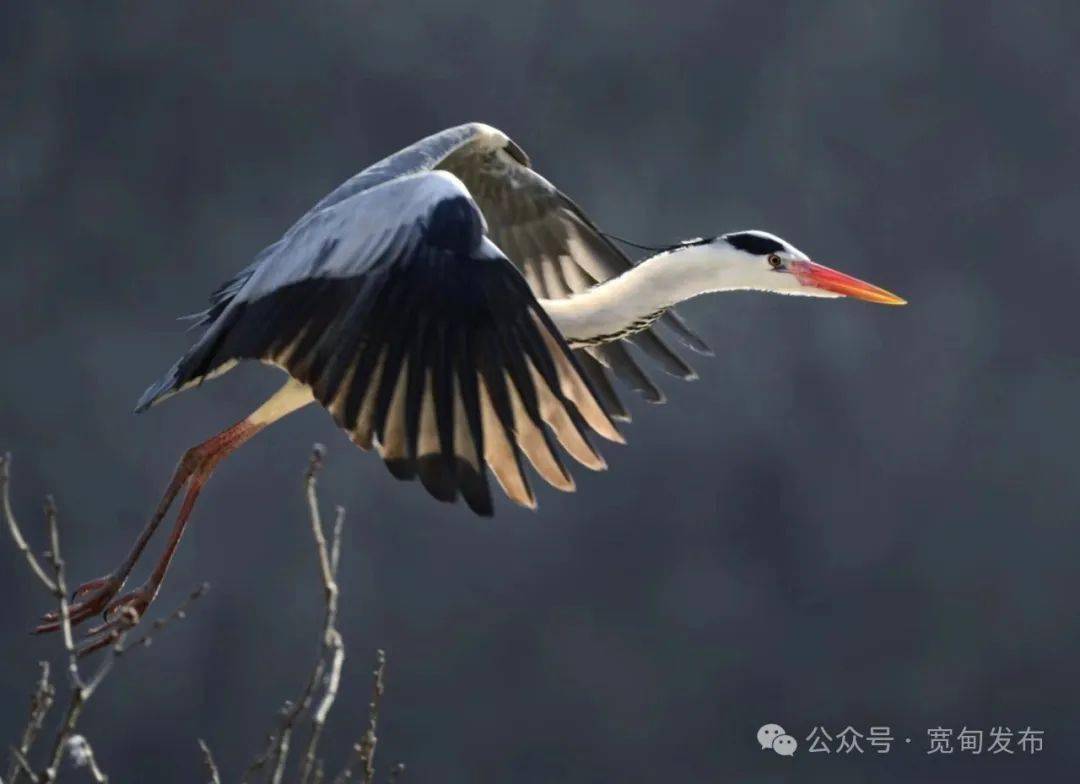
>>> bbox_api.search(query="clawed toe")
[72,574,114,601]
[28,437,218,651]
[33,574,124,635]
[33,580,154,655]
[77,585,155,652]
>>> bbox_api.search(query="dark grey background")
[3,2,1078,782]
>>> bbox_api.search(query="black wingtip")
[455,458,493,517]
[417,455,458,503]
[385,458,418,482]
[464,492,494,517]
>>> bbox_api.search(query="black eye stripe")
[724,232,784,255]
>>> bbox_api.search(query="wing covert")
[137,171,621,515]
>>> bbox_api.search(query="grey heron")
[36,123,904,650]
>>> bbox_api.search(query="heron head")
[715,230,906,305]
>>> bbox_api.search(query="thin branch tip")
[2,453,58,593]
[197,739,221,784]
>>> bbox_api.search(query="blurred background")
[2,1,1078,781]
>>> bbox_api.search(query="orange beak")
[789,260,907,306]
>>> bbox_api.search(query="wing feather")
[137,169,620,515]
[437,129,709,419]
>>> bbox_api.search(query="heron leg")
[75,439,243,654]
[34,379,314,648]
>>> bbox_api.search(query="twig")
[1,455,57,593]
[2,460,128,783]
[268,663,324,784]
[359,650,387,784]
[6,451,329,784]
[243,445,364,784]
[40,495,93,782]
[329,506,344,578]
[304,446,334,594]
[118,582,210,655]
[83,743,108,784]
[43,496,82,688]
[298,632,343,784]
[65,735,108,783]
[6,662,55,784]
[239,730,279,784]
[197,739,221,784]
[37,495,130,782]
[332,650,387,784]
[7,748,34,782]
[298,454,346,784]
[235,446,404,784]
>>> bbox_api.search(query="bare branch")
[83,745,108,784]
[333,650,387,784]
[82,621,133,696]
[359,650,387,784]
[329,506,344,578]
[118,582,210,655]
[197,739,221,784]
[3,458,182,783]
[245,445,366,784]
[1,454,57,593]
[6,662,55,784]
[7,748,34,782]
[35,494,133,782]
[304,445,336,597]
[40,494,98,783]
[41,495,83,690]
[239,730,279,784]
[6,448,356,784]
[299,631,343,784]
[306,462,346,768]
[299,450,347,784]
[269,665,324,784]
[65,735,108,783]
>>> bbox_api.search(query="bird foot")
[77,584,156,656]
[34,573,125,634]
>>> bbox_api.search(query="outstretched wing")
[137,171,623,515]
[437,127,711,421]
[189,124,707,423]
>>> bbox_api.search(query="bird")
[35,122,905,651]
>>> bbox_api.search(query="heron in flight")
[37,123,904,650]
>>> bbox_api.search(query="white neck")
[540,242,756,347]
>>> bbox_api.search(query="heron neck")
[540,242,742,347]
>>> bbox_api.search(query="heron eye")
[768,254,783,269]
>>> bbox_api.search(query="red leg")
[34,417,264,639]
[78,466,216,654]
[33,379,313,649]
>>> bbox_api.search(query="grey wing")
[188,124,498,328]
[137,171,623,516]
[438,136,711,421]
